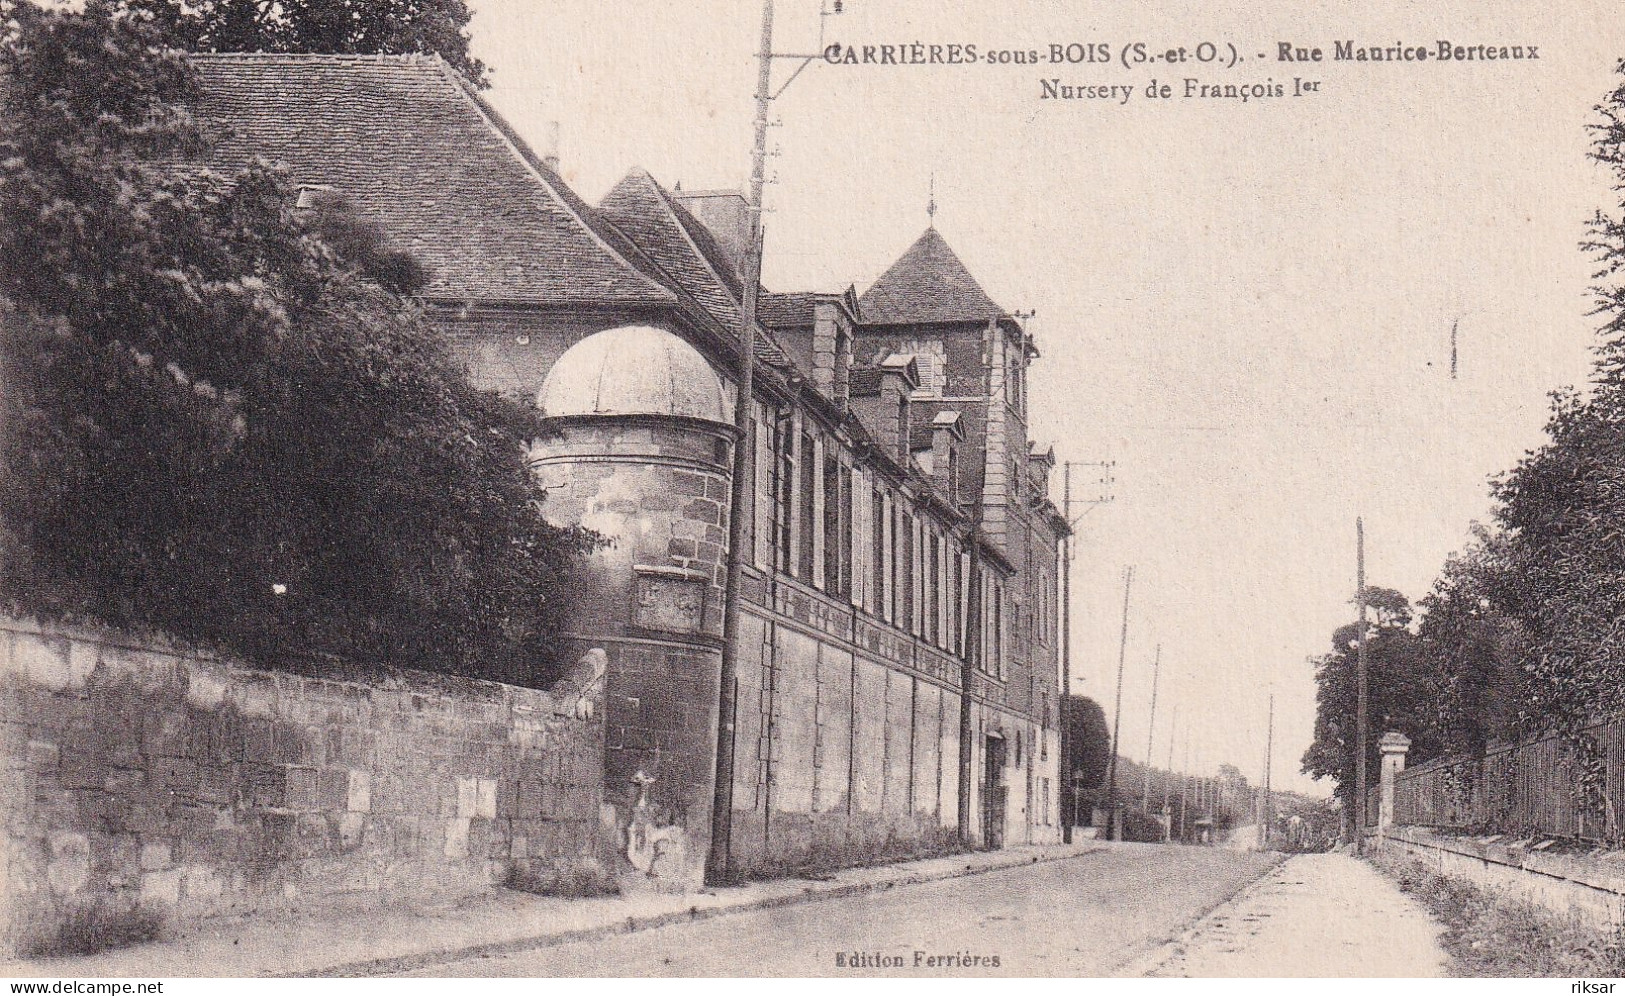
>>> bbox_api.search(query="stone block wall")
[725,603,965,878]
[1381,826,1625,930]
[721,575,1062,877]
[0,617,608,956]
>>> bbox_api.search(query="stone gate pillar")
[1378,730,1412,838]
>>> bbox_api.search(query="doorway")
[982,734,1007,849]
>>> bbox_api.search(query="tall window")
[928,531,941,646]
[987,580,1004,680]
[753,403,773,569]
[772,412,794,573]
[899,510,914,633]
[953,550,965,655]
[822,452,844,596]
[872,488,886,617]
[798,429,816,582]
[838,469,853,598]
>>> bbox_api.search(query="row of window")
[750,403,1012,679]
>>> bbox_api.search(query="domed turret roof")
[538,325,728,422]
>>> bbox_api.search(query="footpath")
[2,841,1102,979]
[1132,850,1449,977]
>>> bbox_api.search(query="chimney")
[542,120,561,174]
[810,300,854,410]
[670,188,751,276]
[878,353,920,465]
[1027,443,1056,502]
[931,411,966,502]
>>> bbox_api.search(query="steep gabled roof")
[596,168,795,369]
[858,227,1006,326]
[599,169,746,330]
[189,53,673,308]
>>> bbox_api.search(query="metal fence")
[1382,715,1625,842]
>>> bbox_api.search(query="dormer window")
[294,183,335,210]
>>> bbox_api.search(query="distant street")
[391,844,1281,977]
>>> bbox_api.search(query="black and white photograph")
[0,0,1623,982]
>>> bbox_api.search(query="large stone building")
[193,52,1069,888]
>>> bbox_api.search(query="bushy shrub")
[0,3,594,686]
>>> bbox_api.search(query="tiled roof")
[858,227,1006,325]
[597,168,795,369]
[758,292,818,328]
[599,170,747,332]
[188,53,673,308]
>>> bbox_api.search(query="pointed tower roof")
[858,228,1006,326]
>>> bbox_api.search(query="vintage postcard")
[1,0,1623,983]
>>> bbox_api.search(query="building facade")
[193,52,1069,889]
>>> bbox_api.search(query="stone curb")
[309,843,1108,978]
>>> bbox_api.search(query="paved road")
[1144,852,1447,977]
[393,843,1281,977]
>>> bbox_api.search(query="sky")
[468,1,1625,796]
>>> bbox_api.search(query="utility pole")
[1261,693,1274,849]
[709,0,843,884]
[1354,517,1370,855]
[958,533,982,846]
[1141,644,1161,809]
[1178,736,1190,842]
[1105,566,1133,841]
[707,0,774,887]
[1163,703,1178,841]
[1059,460,1112,843]
[1060,464,1073,843]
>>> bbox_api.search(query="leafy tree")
[1064,694,1112,795]
[1460,61,1625,749]
[1301,587,1446,806]
[0,1,588,684]
[1416,528,1532,758]
[113,0,487,85]
[1216,762,1249,795]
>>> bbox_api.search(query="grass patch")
[1369,848,1625,976]
[27,904,164,958]
[504,860,620,899]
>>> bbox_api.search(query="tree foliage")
[113,0,487,85]
[1064,694,1111,792]
[1301,588,1446,805]
[0,1,589,684]
[1434,61,1625,746]
[1415,529,1532,757]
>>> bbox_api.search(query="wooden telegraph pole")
[1141,644,1161,809]
[1104,567,1133,841]
[708,0,775,885]
[709,0,845,883]
[1058,460,1112,843]
[1354,518,1370,855]
[1060,463,1074,843]
[1162,703,1178,841]
[1178,737,1190,841]
[1261,693,1274,849]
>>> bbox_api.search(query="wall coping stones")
[1388,825,1625,896]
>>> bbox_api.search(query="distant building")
[193,52,1069,887]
